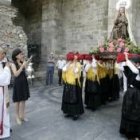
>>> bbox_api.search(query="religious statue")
[110,7,129,40]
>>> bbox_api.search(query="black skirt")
[99,76,110,104]
[61,82,84,116]
[108,74,120,101]
[84,79,101,110]
[120,87,140,138]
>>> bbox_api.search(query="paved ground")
[5,78,127,140]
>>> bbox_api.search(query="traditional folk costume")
[117,62,127,92]
[107,61,120,101]
[112,62,120,100]
[84,56,101,110]
[97,61,109,104]
[82,59,88,88]
[120,59,140,139]
[61,57,84,119]
[0,64,11,139]
[79,60,84,89]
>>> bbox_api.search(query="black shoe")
[64,114,71,118]
[73,115,79,120]
[10,128,12,133]
[85,106,92,110]
[58,82,62,85]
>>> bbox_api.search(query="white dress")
[0,64,11,139]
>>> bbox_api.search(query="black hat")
[12,48,22,61]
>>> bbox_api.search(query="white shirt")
[56,59,66,69]
[0,62,11,139]
[92,58,97,68]
[123,60,140,81]
[0,66,11,86]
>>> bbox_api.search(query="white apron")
[0,64,11,139]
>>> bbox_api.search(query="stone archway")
[12,0,42,68]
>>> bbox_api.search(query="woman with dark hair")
[120,53,140,140]
[11,48,30,125]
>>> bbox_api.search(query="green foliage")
[104,37,109,49]
[125,38,140,54]
[89,47,98,54]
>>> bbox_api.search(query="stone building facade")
[0,0,27,58]
[4,0,140,71]
[41,0,108,55]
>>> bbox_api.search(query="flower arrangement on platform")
[90,38,140,54]
[89,38,140,62]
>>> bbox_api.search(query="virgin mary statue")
[110,0,137,46]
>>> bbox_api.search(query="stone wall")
[0,0,27,58]
[41,0,64,71]
[42,0,108,55]
[62,0,108,53]
[11,0,140,74]
[133,0,140,45]
[11,0,140,54]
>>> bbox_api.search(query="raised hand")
[124,52,128,61]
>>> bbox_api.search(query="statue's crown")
[116,0,131,10]
[119,1,127,7]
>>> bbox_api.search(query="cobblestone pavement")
[5,79,127,140]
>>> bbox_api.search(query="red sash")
[0,87,4,135]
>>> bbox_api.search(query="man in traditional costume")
[0,47,11,139]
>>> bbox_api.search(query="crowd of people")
[0,45,140,140]
[61,52,120,118]
[60,52,140,140]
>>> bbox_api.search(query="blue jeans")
[46,66,54,85]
